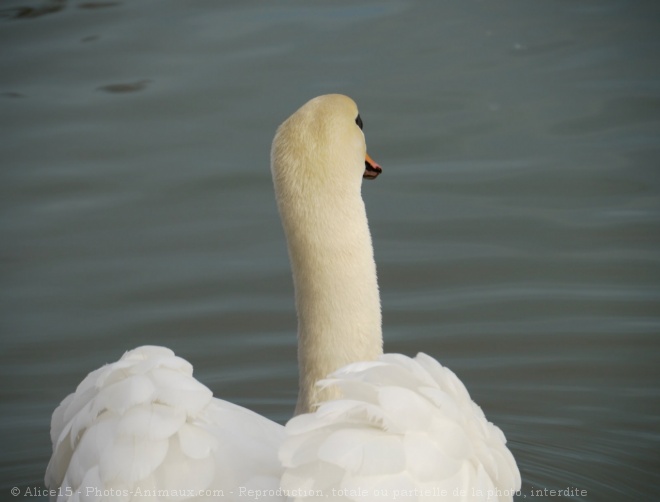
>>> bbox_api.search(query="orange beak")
[363,153,382,180]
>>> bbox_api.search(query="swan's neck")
[275,178,383,414]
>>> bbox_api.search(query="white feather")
[152,434,215,496]
[177,423,217,459]
[116,404,186,440]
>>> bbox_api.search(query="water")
[1,1,659,500]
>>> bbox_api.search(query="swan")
[45,94,520,501]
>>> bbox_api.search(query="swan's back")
[46,347,520,502]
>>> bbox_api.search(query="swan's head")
[271,94,381,194]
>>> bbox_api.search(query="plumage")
[280,354,519,501]
[47,347,285,502]
[46,95,520,501]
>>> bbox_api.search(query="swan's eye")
[355,114,363,130]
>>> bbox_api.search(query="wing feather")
[45,346,285,502]
[280,353,521,502]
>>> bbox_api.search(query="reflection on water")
[1,1,659,500]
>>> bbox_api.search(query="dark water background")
[1,1,659,500]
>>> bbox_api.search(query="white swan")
[46,95,520,502]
